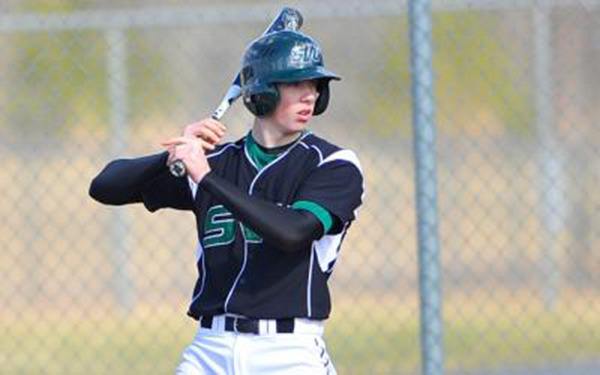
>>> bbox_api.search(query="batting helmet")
[240,30,341,117]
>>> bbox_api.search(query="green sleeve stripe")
[292,200,333,234]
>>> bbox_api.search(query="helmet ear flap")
[313,80,331,116]
[243,84,280,117]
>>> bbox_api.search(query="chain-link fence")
[1,1,599,374]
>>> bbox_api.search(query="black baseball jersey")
[142,131,364,320]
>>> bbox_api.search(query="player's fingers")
[197,127,222,144]
[199,138,216,151]
[182,121,205,138]
[160,136,191,147]
[169,138,213,156]
[182,118,225,138]
[206,118,227,135]
[205,124,226,140]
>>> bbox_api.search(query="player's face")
[271,80,319,133]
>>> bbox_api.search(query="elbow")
[275,214,323,253]
[278,231,314,253]
[89,173,129,205]
[88,159,143,205]
[88,175,111,204]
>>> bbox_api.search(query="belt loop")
[224,316,234,332]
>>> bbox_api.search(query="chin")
[282,123,306,134]
[292,125,308,134]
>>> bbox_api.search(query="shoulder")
[298,133,340,159]
[300,133,362,174]
[206,137,245,159]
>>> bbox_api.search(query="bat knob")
[169,160,187,178]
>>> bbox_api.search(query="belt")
[200,315,324,335]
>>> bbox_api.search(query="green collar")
[245,131,307,170]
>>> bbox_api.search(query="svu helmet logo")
[289,43,322,68]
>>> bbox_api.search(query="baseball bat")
[168,7,304,178]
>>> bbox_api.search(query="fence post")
[106,28,135,312]
[409,1,444,374]
[533,5,565,312]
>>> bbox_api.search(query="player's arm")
[89,152,193,211]
[89,152,167,205]
[90,119,224,207]
[199,171,326,252]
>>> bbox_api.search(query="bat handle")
[211,104,227,121]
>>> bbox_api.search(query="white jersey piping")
[189,242,207,306]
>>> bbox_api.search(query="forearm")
[198,171,323,252]
[89,152,168,205]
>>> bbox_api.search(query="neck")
[251,118,303,148]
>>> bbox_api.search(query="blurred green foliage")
[371,11,533,136]
[4,0,175,136]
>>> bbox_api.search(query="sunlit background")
[0,1,599,374]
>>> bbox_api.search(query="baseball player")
[89,30,364,374]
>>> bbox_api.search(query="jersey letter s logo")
[202,205,263,248]
[202,205,235,248]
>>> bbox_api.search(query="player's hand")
[182,118,227,149]
[161,136,212,183]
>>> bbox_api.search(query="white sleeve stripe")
[318,149,363,174]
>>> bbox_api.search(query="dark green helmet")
[240,30,341,117]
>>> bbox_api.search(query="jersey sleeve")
[89,151,194,212]
[140,168,195,212]
[293,150,364,225]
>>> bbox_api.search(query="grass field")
[2,293,599,374]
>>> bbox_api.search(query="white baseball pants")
[175,315,337,375]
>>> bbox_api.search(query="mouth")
[296,109,312,123]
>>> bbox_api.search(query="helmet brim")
[269,67,341,84]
